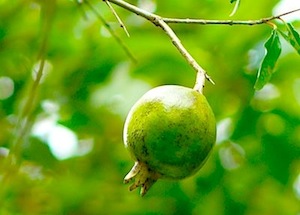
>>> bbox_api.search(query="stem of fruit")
[156,19,210,94]
[193,70,206,94]
[124,161,161,196]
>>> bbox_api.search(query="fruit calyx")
[124,161,161,196]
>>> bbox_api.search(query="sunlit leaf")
[254,30,281,90]
[280,23,300,54]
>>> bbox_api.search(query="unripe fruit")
[123,85,216,196]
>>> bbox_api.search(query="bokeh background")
[0,0,300,214]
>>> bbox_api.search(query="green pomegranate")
[123,85,216,196]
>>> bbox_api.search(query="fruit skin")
[123,85,216,196]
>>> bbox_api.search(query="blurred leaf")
[254,30,281,90]
[262,135,293,184]
[23,138,57,168]
[59,111,90,130]
[280,23,300,54]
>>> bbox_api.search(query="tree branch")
[163,8,300,25]
[106,0,300,92]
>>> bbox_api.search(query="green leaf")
[230,0,237,3]
[281,23,300,54]
[254,30,282,90]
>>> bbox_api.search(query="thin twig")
[2,2,54,199]
[84,0,136,62]
[163,8,300,25]
[104,0,130,37]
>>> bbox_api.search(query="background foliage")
[1,0,300,214]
